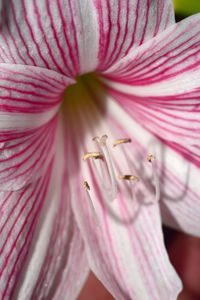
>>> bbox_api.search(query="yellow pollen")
[113,138,131,147]
[83,152,101,161]
[94,154,104,161]
[83,181,90,190]
[119,175,139,181]
[147,155,156,163]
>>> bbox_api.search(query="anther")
[113,138,131,147]
[83,152,101,161]
[118,175,139,202]
[83,181,90,190]
[93,134,117,200]
[94,154,104,161]
[83,181,99,225]
[147,154,156,163]
[147,155,160,203]
[119,175,139,181]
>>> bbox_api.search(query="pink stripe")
[31,176,69,298]
[4,10,27,65]
[108,116,181,295]
[56,0,77,75]
[0,188,28,236]
[10,0,36,65]
[124,0,140,56]
[85,163,132,298]
[106,20,199,78]
[0,32,16,64]
[112,148,168,298]
[21,0,50,68]
[0,125,56,185]
[104,0,121,68]
[68,0,81,74]
[139,0,150,45]
[114,0,130,62]
[33,0,64,74]
[0,192,13,210]
[109,26,200,80]
[2,162,53,298]
[46,0,72,74]
[69,114,131,297]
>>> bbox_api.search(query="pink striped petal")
[0,0,100,76]
[105,98,200,237]
[63,86,182,299]
[159,153,200,237]
[102,14,200,168]
[0,0,175,76]
[73,190,182,300]
[0,64,72,190]
[0,119,89,299]
[95,0,175,71]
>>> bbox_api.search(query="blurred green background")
[173,0,200,16]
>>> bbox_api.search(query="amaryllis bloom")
[0,0,199,299]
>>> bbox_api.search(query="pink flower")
[0,0,199,299]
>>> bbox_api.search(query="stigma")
[93,134,117,200]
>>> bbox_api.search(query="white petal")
[0,0,175,75]
[63,80,182,299]
[0,64,72,190]
[0,118,89,299]
[106,97,200,237]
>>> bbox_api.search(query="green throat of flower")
[62,72,104,111]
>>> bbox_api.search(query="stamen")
[83,181,99,225]
[83,152,101,161]
[119,175,139,202]
[147,154,156,163]
[93,134,117,200]
[119,174,139,181]
[94,154,104,161]
[113,138,131,147]
[147,155,160,202]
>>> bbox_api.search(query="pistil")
[93,135,118,200]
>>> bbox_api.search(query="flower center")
[62,72,103,110]
[61,73,160,225]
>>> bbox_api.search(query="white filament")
[85,188,100,226]
[130,181,137,203]
[151,160,160,203]
[91,159,110,193]
[101,143,118,201]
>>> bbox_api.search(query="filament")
[93,135,117,200]
[147,155,160,202]
[83,181,99,225]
